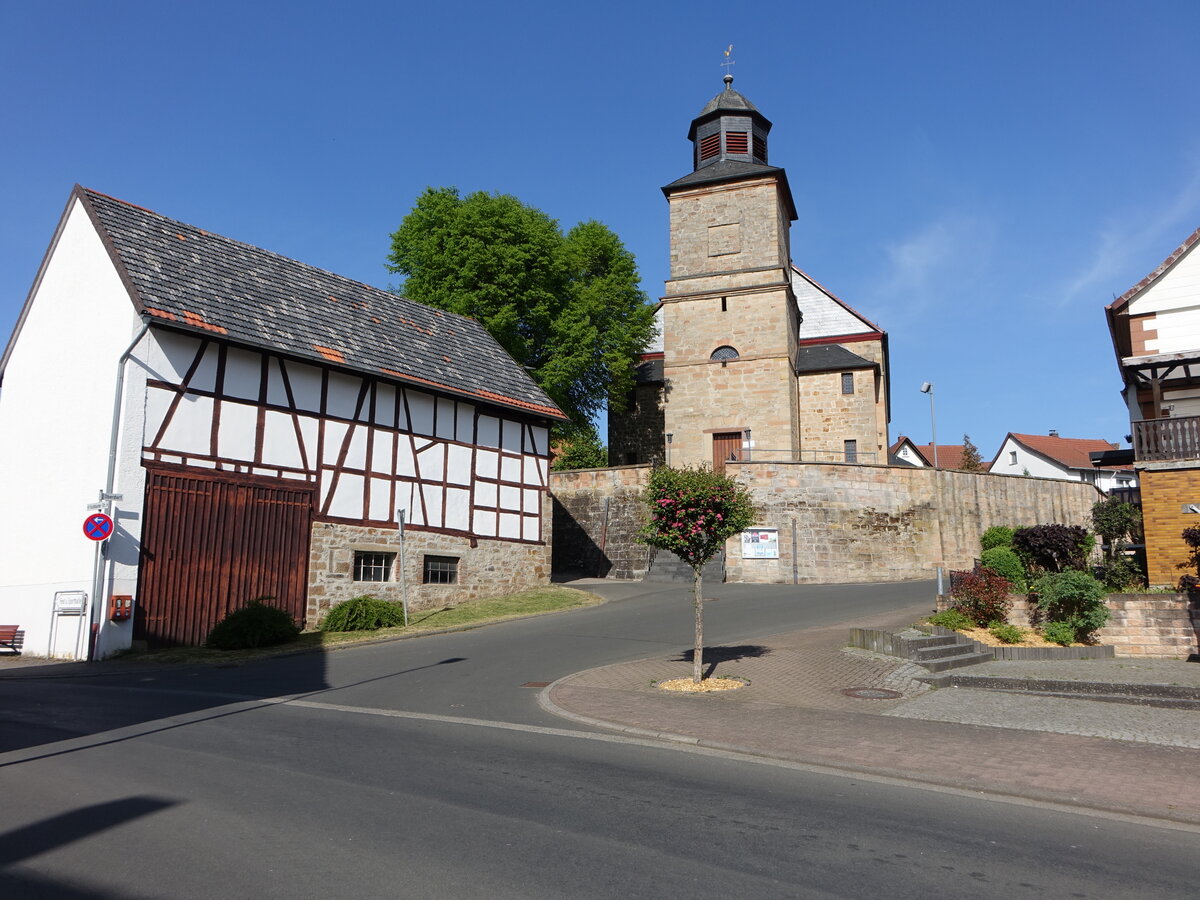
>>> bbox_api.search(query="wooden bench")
[0,625,23,654]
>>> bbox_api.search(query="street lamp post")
[665,432,673,467]
[920,382,938,469]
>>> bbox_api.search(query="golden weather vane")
[721,43,735,79]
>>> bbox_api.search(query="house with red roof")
[887,436,982,471]
[0,186,565,658]
[989,431,1135,492]
[1104,223,1200,584]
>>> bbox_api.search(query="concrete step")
[947,674,1200,710]
[915,642,978,662]
[919,650,995,673]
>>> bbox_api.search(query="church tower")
[659,75,800,471]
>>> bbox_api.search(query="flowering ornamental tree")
[638,466,757,683]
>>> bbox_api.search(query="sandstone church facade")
[609,76,890,470]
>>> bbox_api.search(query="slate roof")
[75,187,565,421]
[794,344,875,374]
[663,158,790,192]
[697,84,761,117]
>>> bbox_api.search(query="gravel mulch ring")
[956,625,1087,649]
[656,676,747,693]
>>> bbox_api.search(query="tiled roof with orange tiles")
[1006,433,1130,471]
[911,443,969,470]
[75,186,564,421]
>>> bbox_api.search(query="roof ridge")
[1107,224,1200,311]
[78,186,482,331]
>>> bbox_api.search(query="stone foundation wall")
[936,592,1200,659]
[306,514,551,626]
[726,461,1099,584]
[549,465,651,579]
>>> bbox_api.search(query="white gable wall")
[1126,241,1200,356]
[0,199,144,658]
[792,270,873,338]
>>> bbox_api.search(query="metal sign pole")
[396,508,409,627]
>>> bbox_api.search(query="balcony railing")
[1132,415,1200,461]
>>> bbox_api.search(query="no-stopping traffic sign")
[83,513,114,541]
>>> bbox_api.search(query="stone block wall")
[724,461,1099,584]
[666,179,788,282]
[938,592,1200,659]
[306,511,551,626]
[608,380,666,466]
[549,465,651,579]
[1137,464,1200,585]
[796,366,886,462]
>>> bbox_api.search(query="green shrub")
[928,609,973,630]
[1041,621,1076,646]
[1092,498,1141,557]
[949,569,1013,627]
[321,595,407,632]
[1099,556,1144,592]
[987,622,1024,644]
[1031,570,1110,642]
[979,547,1025,590]
[207,598,300,650]
[1013,524,1091,574]
[980,526,1015,552]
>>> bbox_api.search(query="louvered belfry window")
[725,131,749,154]
[699,133,721,160]
[753,135,767,162]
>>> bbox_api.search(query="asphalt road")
[2,580,1198,898]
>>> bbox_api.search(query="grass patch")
[112,586,603,665]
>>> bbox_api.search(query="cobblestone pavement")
[545,600,1200,826]
[884,689,1200,748]
[960,656,1200,687]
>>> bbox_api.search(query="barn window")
[841,372,854,394]
[423,555,459,585]
[354,551,395,582]
[710,345,740,362]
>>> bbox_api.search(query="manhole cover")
[841,688,903,699]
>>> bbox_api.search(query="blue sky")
[3,1,1199,459]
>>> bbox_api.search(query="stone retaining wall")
[937,592,1200,660]
[726,461,1099,584]
[548,465,652,579]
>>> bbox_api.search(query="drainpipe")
[88,319,150,661]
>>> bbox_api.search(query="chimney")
[1048,429,1059,438]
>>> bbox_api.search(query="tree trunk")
[692,567,704,683]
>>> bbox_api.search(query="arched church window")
[710,345,739,362]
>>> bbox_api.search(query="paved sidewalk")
[543,601,1200,826]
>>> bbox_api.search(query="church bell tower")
[659,75,801,471]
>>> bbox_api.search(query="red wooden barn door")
[137,468,314,647]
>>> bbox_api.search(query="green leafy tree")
[387,187,656,432]
[551,425,608,470]
[1091,498,1141,562]
[959,434,984,471]
[638,466,756,683]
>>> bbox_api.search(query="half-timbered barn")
[0,186,565,658]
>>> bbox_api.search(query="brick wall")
[1137,464,1200,585]
[725,461,1099,584]
[306,510,551,626]
[549,465,652,579]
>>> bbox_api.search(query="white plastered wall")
[993,438,1135,493]
[0,198,145,658]
[1126,240,1200,355]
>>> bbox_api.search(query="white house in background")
[0,186,565,659]
[989,431,1136,492]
